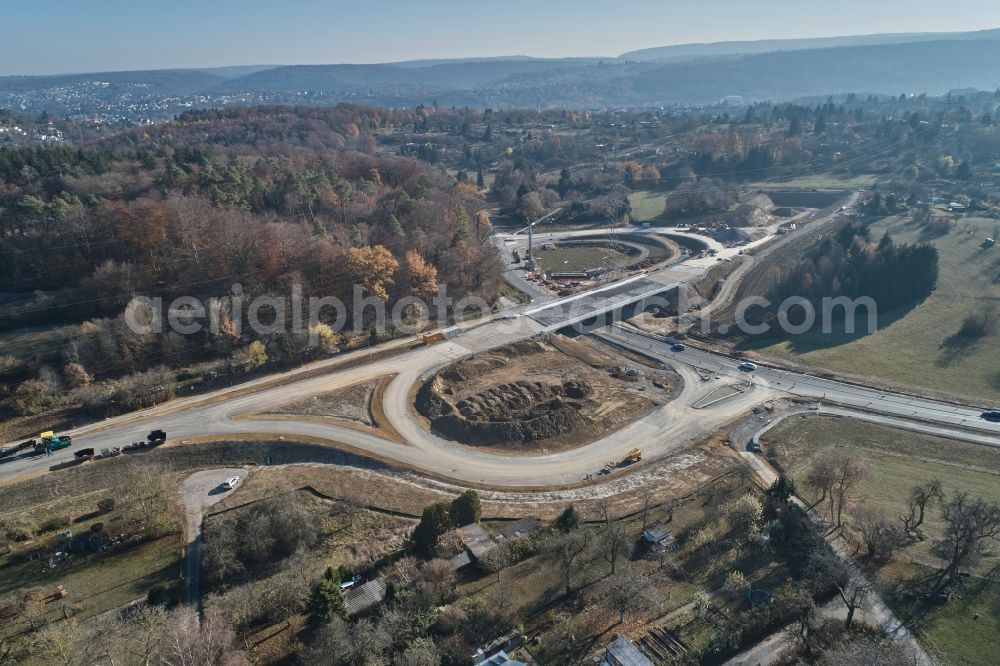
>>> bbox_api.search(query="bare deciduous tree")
[158,607,248,666]
[544,531,589,595]
[935,491,1000,584]
[899,479,943,535]
[835,578,873,629]
[479,543,513,583]
[597,562,657,625]
[808,451,870,526]
[601,502,629,574]
[855,506,902,561]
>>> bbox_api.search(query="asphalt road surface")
[3,189,996,490]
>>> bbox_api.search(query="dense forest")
[0,107,501,419]
[751,223,940,333]
[0,106,500,318]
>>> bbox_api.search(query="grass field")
[763,416,1000,664]
[0,534,182,633]
[881,560,1000,666]
[742,173,878,190]
[747,214,1000,402]
[0,325,76,364]
[762,415,1000,571]
[628,190,668,222]
[532,245,631,273]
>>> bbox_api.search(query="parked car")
[982,410,1000,422]
[738,361,758,372]
[746,441,761,453]
[671,343,686,352]
[222,475,241,490]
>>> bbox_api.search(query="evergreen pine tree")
[307,568,347,626]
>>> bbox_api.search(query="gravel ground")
[265,378,379,426]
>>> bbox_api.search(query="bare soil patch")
[249,374,404,443]
[415,335,678,452]
[265,377,381,426]
[206,438,741,521]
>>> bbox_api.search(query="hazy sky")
[4,0,1000,75]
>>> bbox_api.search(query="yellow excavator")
[619,448,642,467]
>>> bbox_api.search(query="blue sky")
[4,0,1000,75]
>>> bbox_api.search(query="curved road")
[3,189,997,490]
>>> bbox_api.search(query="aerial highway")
[2,189,998,489]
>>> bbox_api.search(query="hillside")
[208,38,1000,104]
[620,27,1000,61]
[0,68,226,95]
[4,28,1000,117]
[207,58,602,93]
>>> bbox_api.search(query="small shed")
[447,551,472,571]
[345,578,386,616]
[602,636,654,666]
[642,525,673,546]
[497,517,540,542]
[458,523,498,560]
[474,650,526,666]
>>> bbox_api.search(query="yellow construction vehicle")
[619,448,642,467]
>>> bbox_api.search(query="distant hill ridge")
[619,27,1000,61]
[3,27,1000,109]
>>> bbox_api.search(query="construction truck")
[34,431,72,454]
[422,326,461,346]
[619,448,642,467]
[0,439,36,460]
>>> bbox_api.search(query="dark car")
[746,441,761,453]
[671,343,686,352]
[982,410,1000,422]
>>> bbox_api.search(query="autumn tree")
[724,493,764,540]
[10,379,50,416]
[238,340,268,371]
[62,362,92,389]
[348,245,398,302]
[723,570,750,603]
[401,249,438,298]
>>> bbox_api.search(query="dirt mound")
[431,379,594,444]
[728,204,774,227]
[740,192,775,211]
[415,335,678,451]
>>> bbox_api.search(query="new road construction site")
[3,188,999,666]
[0,189,1000,488]
[3,189,998,492]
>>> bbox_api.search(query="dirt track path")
[181,468,247,614]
